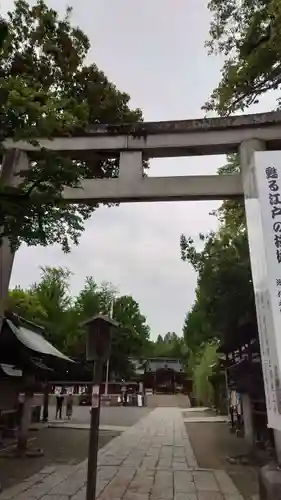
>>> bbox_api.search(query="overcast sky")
[5,0,277,338]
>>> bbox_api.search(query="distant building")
[130,357,192,395]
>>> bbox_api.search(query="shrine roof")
[0,315,74,369]
[6,319,72,362]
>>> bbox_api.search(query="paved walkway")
[183,416,228,423]
[48,422,130,432]
[0,408,244,500]
[181,408,210,413]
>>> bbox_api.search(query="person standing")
[66,391,73,420]
[55,387,64,419]
[123,389,128,406]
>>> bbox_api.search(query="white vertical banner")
[244,151,281,430]
[92,385,100,408]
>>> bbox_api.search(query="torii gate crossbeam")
[4,111,281,203]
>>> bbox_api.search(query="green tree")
[215,155,246,235]
[0,0,142,250]
[8,266,79,351]
[29,266,78,350]
[204,0,281,114]
[180,155,254,356]
[67,277,117,357]
[8,266,152,378]
[69,292,151,377]
[111,295,150,378]
[182,303,212,357]
[181,218,254,340]
[193,342,219,406]
[74,277,116,320]
[6,286,46,322]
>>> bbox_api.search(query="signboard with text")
[244,151,281,430]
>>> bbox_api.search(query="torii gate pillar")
[0,150,29,327]
[240,138,281,497]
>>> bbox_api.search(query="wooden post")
[17,393,33,454]
[17,372,36,455]
[42,383,49,422]
[86,361,103,500]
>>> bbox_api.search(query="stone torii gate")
[5,111,281,205]
[2,111,281,461]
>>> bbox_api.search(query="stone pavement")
[182,408,210,413]
[183,416,228,423]
[48,422,130,432]
[0,408,244,500]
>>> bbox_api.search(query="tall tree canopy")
[7,266,151,379]
[111,295,150,379]
[7,266,79,351]
[204,0,281,114]
[149,332,188,360]
[183,1,278,398]
[0,0,142,250]
[180,156,255,354]
[8,266,192,378]
[180,156,256,401]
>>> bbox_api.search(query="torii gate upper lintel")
[3,110,281,204]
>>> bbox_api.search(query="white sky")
[4,0,277,338]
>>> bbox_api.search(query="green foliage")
[193,342,219,406]
[0,0,142,250]
[181,228,254,337]
[8,265,190,378]
[7,266,151,379]
[182,304,213,357]
[6,266,80,351]
[147,332,189,371]
[215,155,246,233]
[7,286,46,321]
[108,295,150,378]
[74,277,116,320]
[204,0,281,114]
[180,155,255,368]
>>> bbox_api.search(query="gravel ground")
[0,428,119,492]
[49,405,152,427]
[186,420,259,500]
[0,406,150,492]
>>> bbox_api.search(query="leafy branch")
[0,0,143,251]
